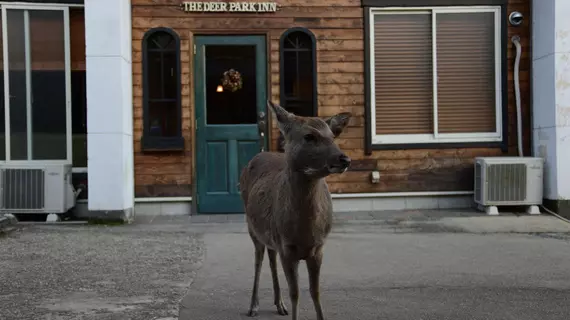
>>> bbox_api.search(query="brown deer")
[239,100,352,320]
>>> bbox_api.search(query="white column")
[532,0,570,216]
[85,0,134,222]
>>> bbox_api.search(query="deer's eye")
[304,133,317,142]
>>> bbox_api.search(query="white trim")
[372,10,430,15]
[129,192,474,202]
[6,159,71,164]
[431,11,438,139]
[331,191,473,199]
[24,9,32,159]
[78,198,194,205]
[431,7,499,14]
[0,4,71,10]
[78,194,474,216]
[368,6,502,145]
[369,8,376,138]
[72,167,87,173]
[371,6,499,13]
[2,7,10,162]
[134,197,193,203]
[373,133,502,145]
[0,3,83,8]
[63,6,72,163]
[494,8,502,136]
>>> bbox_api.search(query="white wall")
[85,0,134,219]
[532,0,570,202]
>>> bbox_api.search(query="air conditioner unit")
[474,157,543,215]
[0,163,76,215]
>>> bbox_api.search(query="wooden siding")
[331,0,531,193]
[131,0,531,196]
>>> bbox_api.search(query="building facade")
[1,0,567,221]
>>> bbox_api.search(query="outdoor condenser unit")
[473,157,544,215]
[0,163,76,215]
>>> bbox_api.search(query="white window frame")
[0,2,85,171]
[369,6,503,145]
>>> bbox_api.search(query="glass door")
[0,5,70,162]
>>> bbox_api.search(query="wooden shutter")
[436,12,497,133]
[373,13,433,135]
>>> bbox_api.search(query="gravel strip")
[0,224,204,320]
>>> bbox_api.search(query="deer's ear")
[267,100,294,134]
[325,112,352,138]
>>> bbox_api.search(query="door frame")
[0,3,72,164]
[192,34,269,214]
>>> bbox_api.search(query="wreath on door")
[221,69,243,92]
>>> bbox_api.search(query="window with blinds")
[370,7,501,145]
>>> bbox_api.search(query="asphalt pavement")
[179,218,570,320]
[2,211,570,319]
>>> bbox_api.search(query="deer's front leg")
[268,248,288,316]
[280,249,300,320]
[306,246,325,320]
[247,240,265,317]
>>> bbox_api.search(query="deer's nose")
[339,154,351,166]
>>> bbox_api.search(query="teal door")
[194,35,267,214]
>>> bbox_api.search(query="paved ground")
[0,222,204,320]
[2,210,570,319]
[178,211,570,320]
[180,232,570,320]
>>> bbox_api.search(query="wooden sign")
[181,2,279,13]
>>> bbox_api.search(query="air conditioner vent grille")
[486,163,526,202]
[2,168,45,209]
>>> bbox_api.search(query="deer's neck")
[285,168,331,213]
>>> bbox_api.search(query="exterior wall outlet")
[370,171,380,184]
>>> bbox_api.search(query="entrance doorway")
[194,35,268,214]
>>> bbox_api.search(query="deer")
[239,100,352,320]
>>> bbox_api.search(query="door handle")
[257,111,266,151]
[257,111,266,136]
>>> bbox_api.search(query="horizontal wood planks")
[131,0,532,196]
[325,0,532,193]
[131,0,364,197]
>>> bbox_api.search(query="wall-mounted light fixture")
[216,85,223,92]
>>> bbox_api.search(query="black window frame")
[277,27,318,151]
[279,27,318,116]
[141,27,184,151]
[362,0,509,155]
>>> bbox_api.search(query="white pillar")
[532,0,570,217]
[85,0,134,222]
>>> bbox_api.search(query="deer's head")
[267,100,352,178]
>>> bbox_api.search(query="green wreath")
[221,69,243,92]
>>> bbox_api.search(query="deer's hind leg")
[267,248,288,316]
[247,232,265,317]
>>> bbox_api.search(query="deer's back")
[239,151,286,204]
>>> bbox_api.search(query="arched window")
[279,28,317,117]
[278,28,317,151]
[141,28,184,151]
